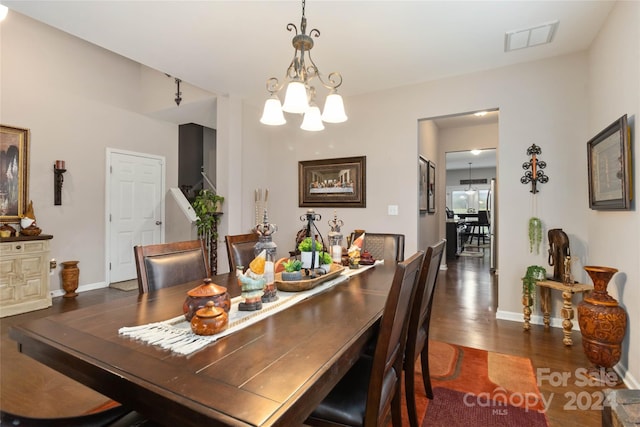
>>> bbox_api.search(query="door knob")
[156,221,162,225]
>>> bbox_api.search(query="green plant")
[320,252,333,265]
[283,259,302,272]
[528,217,542,254]
[192,189,224,239]
[522,265,546,306]
[298,237,322,252]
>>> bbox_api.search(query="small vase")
[281,271,302,281]
[300,251,319,269]
[61,261,80,298]
[577,266,627,384]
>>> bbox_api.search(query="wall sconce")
[54,160,66,205]
[521,144,549,193]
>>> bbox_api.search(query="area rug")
[398,341,550,427]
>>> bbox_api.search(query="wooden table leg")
[539,286,551,329]
[522,288,532,331]
[560,290,574,346]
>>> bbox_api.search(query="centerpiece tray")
[275,264,345,292]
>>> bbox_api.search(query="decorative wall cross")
[521,144,549,193]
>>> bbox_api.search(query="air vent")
[505,21,559,52]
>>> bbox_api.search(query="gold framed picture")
[0,125,30,223]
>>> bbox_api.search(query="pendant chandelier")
[465,162,477,194]
[260,0,347,131]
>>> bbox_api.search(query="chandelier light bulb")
[300,105,325,131]
[260,96,287,126]
[321,92,348,123]
[282,81,309,114]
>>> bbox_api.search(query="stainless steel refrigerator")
[488,178,498,273]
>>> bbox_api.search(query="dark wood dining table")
[9,262,397,427]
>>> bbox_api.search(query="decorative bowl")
[275,264,344,292]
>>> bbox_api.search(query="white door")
[108,150,164,283]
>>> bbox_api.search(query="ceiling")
[4,1,615,108]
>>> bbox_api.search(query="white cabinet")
[0,236,53,317]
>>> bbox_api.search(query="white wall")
[586,0,639,388]
[418,120,439,251]
[1,12,179,291]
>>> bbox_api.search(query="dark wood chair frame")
[404,239,447,427]
[305,251,424,427]
[224,233,259,273]
[349,232,405,263]
[133,239,210,294]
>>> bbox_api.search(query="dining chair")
[0,404,140,427]
[348,232,405,263]
[224,232,259,273]
[133,239,210,294]
[305,251,424,427]
[404,239,446,427]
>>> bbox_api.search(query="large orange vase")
[577,266,627,383]
[61,260,80,298]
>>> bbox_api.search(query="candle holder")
[54,163,67,206]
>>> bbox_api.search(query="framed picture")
[299,156,366,208]
[1,125,30,223]
[587,114,631,210]
[427,160,436,213]
[419,156,428,212]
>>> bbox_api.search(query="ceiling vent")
[504,21,559,52]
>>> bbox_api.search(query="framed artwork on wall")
[298,156,366,208]
[419,156,428,213]
[587,114,631,210]
[0,125,30,223]
[427,160,436,213]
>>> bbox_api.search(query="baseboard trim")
[50,281,108,298]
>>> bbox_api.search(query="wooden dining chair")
[0,404,140,427]
[349,232,405,263]
[133,239,210,294]
[225,233,259,273]
[404,239,446,427]
[305,251,424,427]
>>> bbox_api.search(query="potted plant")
[281,259,302,281]
[192,189,224,240]
[528,217,542,254]
[298,237,322,269]
[522,265,546,306]
[319,251,333,273]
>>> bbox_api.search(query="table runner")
[119,262,381,355]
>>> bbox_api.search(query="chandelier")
[465,162,477,194]
[260,0,347,131]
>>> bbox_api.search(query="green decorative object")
[283,259,302,272]
[521,264,546,332]
[320,252,333,265]
[192,189,224,240]
[297,237,322,252]
[528,217,542,254]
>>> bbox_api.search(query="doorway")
[106,149,165,283]
[417,109,498,272]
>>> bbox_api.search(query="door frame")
[105,148,166,284]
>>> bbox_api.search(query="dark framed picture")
[419,156,428,212]
[427,160,436,213]
[298,156,366,208]
[587,114,631,210]
[1,125,30,223]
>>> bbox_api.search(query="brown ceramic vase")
[190,301,228,336]
[577,266,627,383]
[183,278,231,321]
[61,261,80,298]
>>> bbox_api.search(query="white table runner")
[119,262,381,356]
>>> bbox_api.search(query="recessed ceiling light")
[474,111,488,117]
[505,21,559,52]
[471,150,482,155]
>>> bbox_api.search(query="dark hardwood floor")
[0,253,624,425]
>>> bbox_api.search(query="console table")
[0,234,53,317]
[522,279,593,346]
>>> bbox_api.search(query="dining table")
[9,261,397,427]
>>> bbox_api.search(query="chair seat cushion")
[309,355,372,426]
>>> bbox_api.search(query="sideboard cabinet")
[0,235,53,317]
